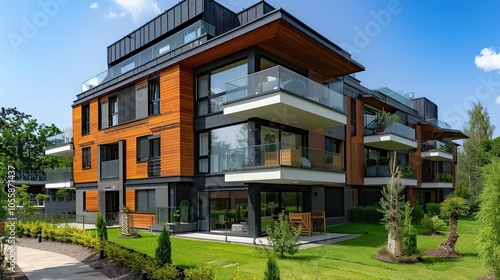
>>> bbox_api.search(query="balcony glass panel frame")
[82,21,215,92]
[225,66,346,113]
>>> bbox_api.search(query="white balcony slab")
[45,181,74,189]
[45,143,73,157]
[421,151,453,161]
[364,177,417,186]
[364,134,417,151]
[421,182,453,189]
[224,91,346,130]
[225,167,345,185]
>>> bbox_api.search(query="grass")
[103,216,489,279]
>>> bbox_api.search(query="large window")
[209,123,248,173]
[137,136,160,162]
[82,104,90,135]
[82,147,91,169]
[198,132,209,173]
[196,60,248,116]
[136,189,156,212]
[149,78,160,116]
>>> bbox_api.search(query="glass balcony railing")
[46,128,72,147]
[100,159,119,179]
[364,120,416,140]
[225,66,346,113]
[46,167,73,182]
[81,21,216,92]
[377,87,414,108]
[422,140,452,153]
[225,143,344,172]
[427,118,452,129]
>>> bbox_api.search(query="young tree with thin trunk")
[440,196,469,253]
[478,158,500,278]
[379,152,405,257]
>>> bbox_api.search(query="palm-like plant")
[440,196,469,253]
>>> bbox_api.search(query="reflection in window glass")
[210,60,247,94]
[210,124,248,173]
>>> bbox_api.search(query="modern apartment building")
[71,0,466,236]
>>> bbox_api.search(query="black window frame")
[148,78,160,116]
[82,103,90,135]
[109,95,118,126]
[136,189,156,213]
[137,135,160,162]
[82,147,91,169]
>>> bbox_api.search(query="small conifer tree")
[403,202,417,255]
[155,224,172,266]
[95,212,108,242]
[264,255,280,280]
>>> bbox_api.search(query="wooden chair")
[289,212,312,236]
[311,211,326,235]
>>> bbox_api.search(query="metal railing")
[225,143,344,171]
[225,65,346,113]
[81,20,215,92]
[9,169,46,181]
[147,157,161,177]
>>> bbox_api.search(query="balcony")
[81,21,215,92]
[223,66,346,130]
[45,129,73,157]
[364,121,417,150]
[8,169,46,182]
[377,87,414,108]
[421,172,453,189]
[421,140,453,161]
[427,118,452,129]
[224,143,345,185]
[101,159,119,179]
[45,167,73,189]
[364,164,417,186]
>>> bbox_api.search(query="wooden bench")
[289,212,312,236]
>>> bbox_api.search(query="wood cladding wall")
[72,64,194,184]
[84,191,98,212]
[125,189,136,212]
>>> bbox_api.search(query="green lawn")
[105,216,489,279]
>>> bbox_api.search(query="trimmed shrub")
[420,214,445,234]
[425,203,441,216]
[185,266,216,280]
[410,204,425,223]
[349,206,383,223]
[149,264,179,280]
[155,225,172,266]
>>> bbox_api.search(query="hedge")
[348,206,383,223]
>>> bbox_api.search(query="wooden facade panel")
[73,64,194,184]
[85,191,98,212]
[125,189,136,212]
[131,213,156,229]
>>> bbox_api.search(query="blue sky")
[1,0,500,137]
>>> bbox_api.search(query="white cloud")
[113,0,161,23]
[105,8,125,20]
[475,47,500,72]
[495,96,500,105]
[90,2,98,9]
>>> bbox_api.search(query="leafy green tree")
[15,185,37,217]
[95,212,108,242]
[440,196,469,253]
[264,255,280,280]
[266,213,301,258]
[458,102,495,202]
[478,158,500,278]
[379,152,405,257]
[402,202,417,255]
[155,225,172,266]
[420,215,445,235]
[0,107,64,171]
